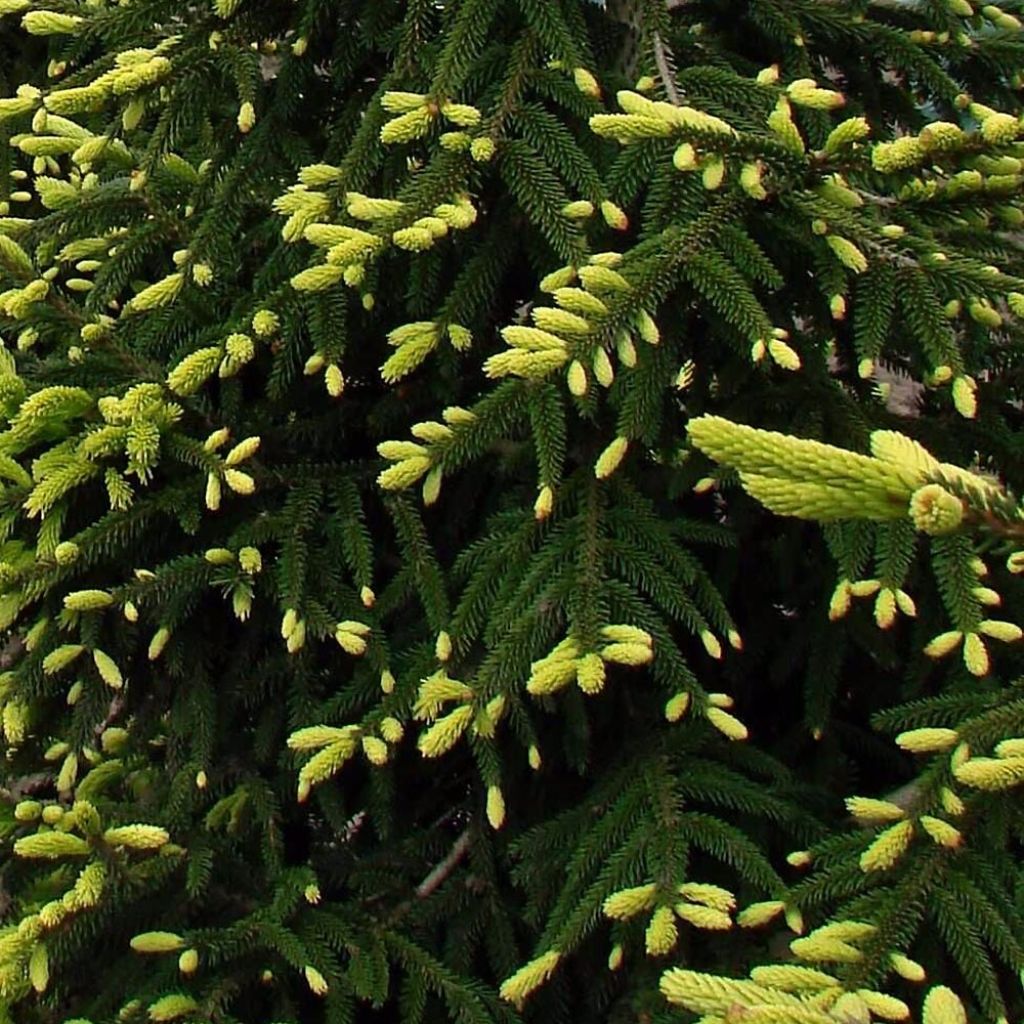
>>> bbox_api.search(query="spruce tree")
[0,1,1022,1022]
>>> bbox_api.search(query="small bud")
[131,932,185,954]
[422,466,443,506]
[236,100,256,133]
[54,541,80,565]
[707,707,747,741]
[486,785,506,829]
[534,485,554,521]
[920,815,962,848]
[562,200,594,220]
[952,375,977,419]
[469,137,495,163]
[592,347,614,387]
[859,819,915,872]
[846,796,905,824]
[436,630,453,662]
[829,580,852,620]
[252,309,279,336]
[362,735,389,765]
[673,142,697,171]
[304,965,328,996]
[896,728,958,753]
[962,632,989,677]
[700,630,722,659]
[890,952,925,982]
[567,360,588,396]
[701,155,726,190]
[595,437,628,480]
[101,728,129,755]
[148,627,171,661]
[950,742,971,770]
[14,800,42,822]
[737,900,785,928]
[573,67,601,98]
[767,338,800,371]
[940,787,965,817]
[665,693,691,722]
[325,364,345,398]
[924,630,963,658]
[205,474,222,511]
[224,470,256,495]
[979,620,1023,643]
[600,200,628,231]
[874,589,897,629]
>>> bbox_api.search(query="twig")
[1,772,52,801]
[652,31,682,106]
[92,694,126,741]
[415,828,471,899]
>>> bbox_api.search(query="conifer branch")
[0,1,1021,1020]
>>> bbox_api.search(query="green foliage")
[0,1,1022,1023]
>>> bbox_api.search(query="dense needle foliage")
[0,1,1023,1023]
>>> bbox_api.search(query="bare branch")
[93,694,126,740]
[652,31,682,106]
[415,829,471,898]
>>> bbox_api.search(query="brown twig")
[92,694,126,741]
[652,31,682,106]
[415,828,471,899]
